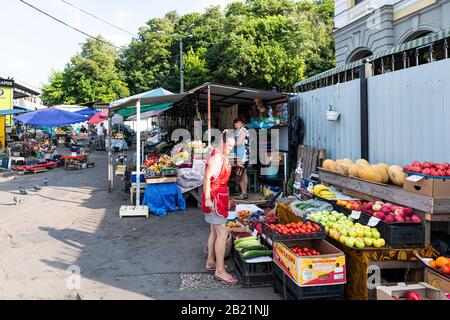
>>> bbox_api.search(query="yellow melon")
[377,163,389,172]
[336,163,350,176]
[388,165,406,186]
[348,164,360,177]
[322,159,334,170]
[358,167,382,183]
[341,158,353,165]
[355,159,370,168]
[371,165,389,184]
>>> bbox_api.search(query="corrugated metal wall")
[368,58,450,164]
[290,79,361,160]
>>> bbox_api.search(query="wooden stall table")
[62,155,88,170]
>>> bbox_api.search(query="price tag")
[368,216,380,227]
[252,229,258,237]
[406,175,424,182]
[350,211,361,219]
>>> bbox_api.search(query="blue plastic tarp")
[142,183,186,217]
[14,108,88,126]
[0,109,29,116]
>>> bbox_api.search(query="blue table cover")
[142,182,186,216]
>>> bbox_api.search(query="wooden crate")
[297,145,326,179]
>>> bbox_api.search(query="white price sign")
[350,211,361,219]
[368,216,380,227]
[406,175,424,182]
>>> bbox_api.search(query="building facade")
[334,0,450,66]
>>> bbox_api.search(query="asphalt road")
[0,150,280,300]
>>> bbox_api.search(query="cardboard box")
[404,175,450,198]
[273,239,346,287]
[425,268,450,294]
[377,282,448,300]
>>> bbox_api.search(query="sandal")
[206,265,230,273]
[214,274,238,285]
[235,194,249,200]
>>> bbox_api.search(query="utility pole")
[180,39,184,94]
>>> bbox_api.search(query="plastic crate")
[261,221,326,242]
[359,212,424,249]
[234,260,273,288]
[273,263,345,300]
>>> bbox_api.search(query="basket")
[235,263,273,288]
[261,221,326,242]
[234,249,273,288]
[359,212,424,249]
[273,263,345,300]
[203,234,233,258]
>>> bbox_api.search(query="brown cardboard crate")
[425,268,450,294]
[377,282,448,300]
[404,176,450,198]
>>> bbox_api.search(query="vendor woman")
[202,130,237,285]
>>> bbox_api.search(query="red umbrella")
[87,110,108,124]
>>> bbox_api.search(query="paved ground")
[0,150,279,300]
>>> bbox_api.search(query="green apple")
[373,238,385,248]
[339,228,348,237]
[348,229,357,238]
[355,239,365,249]
[321,210,329,215]
[329,216,337,222]
[378,238,386,247]
[372,231,381,239]
[355,223,362,228]
[345,237,356,248]
[339,216,347,221]
[356,229,365,238]
[321,216,329,223]
[325,226,329,233]
[363,237,373,246]
[370,228,378,233]
[363,226,371,231]
[364,230,373,238]
[340,235,347,244]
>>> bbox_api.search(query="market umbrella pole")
[136,99,141,207]
[108,113,113,192]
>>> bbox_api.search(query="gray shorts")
[205,210,227,225]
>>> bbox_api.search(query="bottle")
[293,161,303,195]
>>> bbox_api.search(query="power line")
[59,0,136,37]
[18,0,123,49]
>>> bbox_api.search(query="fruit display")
[308,210,386,249]
[405,291,423,300]
[322,158,406,186]
[336,199,361,211]
[226,221,242,228]
[403,160,450,177]
[290,246,321,256]
[311,184,336,199]
[428,256,450,275]
[268,221,322,235]
[159,154,174,169]
[143,154,159,168]
[188,140,205,153]
[357,201,422,223]
[172,150,190,163]
[238,210,251,224]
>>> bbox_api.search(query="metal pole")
[136,99,141,207]
[108,112,113,192]
[180,39,184,94]
[207,84,211,147]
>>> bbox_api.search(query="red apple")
[367,202,374,208]
[404,216,412,222]
[411,215,422,223]
[381,207,390,214]
[372,204,382,212]
[403,208,413,216]
[385,216,394,223]
[375,212,385,220]
[366,209,374,216]
[395,216,405,222]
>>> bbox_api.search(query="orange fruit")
[435,256,449,268]
[428,260,437,268]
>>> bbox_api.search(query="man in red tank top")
[202,131,237,284]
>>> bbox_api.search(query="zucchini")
[240,245,267,254]
[242,250,273,260]
[234,236,257,245]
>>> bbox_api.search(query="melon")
[358,167,382,183]
[371,165,389,183]
[348,164,360,177]
[322,159,334,170]
[377,163,389,172]
[336,163,350,176]
[388,165,406,186]
[341,158,353,165]
[355,159,370,168]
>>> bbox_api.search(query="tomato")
[281,230,288,235]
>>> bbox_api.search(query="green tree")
[41,36,129,106]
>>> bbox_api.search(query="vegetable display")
[290,246,321,256]
[268,221,322,235]
[404,160,450,177]
[233,237,272,260]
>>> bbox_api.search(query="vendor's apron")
[201,149,231,218]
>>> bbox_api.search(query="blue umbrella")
[74,108,100,116]
[14,108,88,127]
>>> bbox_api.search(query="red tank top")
[201,149,231,218]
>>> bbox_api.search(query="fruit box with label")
[404,175,450,198]
[425,268,450,294]
[376,282,448,300]
[273,239,346,287]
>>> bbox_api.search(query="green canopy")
[116,102,173,118]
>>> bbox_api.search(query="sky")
[0,0,236,91]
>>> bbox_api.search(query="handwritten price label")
[368,216,380,227]
[350,211,361,219]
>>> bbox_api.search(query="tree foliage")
[41,37,129,106]
[42,1,335,101]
